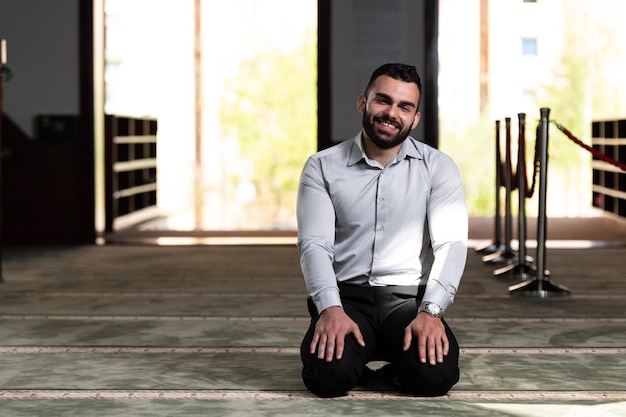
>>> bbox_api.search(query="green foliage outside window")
[218,29,317,229]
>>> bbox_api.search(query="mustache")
[374,116,401,129]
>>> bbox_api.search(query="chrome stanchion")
[483,117,516,265]
[476,120,505,255]
[509,108,571,297]
[495,113,535,280]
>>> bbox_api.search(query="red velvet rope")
[517,121,538,198]
[554,122,626,171]
[499,122,538,198]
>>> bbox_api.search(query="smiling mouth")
[376,118,400,131]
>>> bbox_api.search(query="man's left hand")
[403,313,449,366]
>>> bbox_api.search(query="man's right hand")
[310,306,365,362]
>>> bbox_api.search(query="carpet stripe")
[1,389,625,401]
[0,314,309,322]
[0,291,304,299]
[1,291,626,300]
[0,346,623,355]
[1,315,626,323]
[451,317,626,323]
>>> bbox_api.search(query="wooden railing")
[105,115,158,232]
[592,119,626,219]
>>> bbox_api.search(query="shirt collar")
[348,132,423,166]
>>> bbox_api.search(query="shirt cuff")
[312,287,342,314]
[421,289,453,314]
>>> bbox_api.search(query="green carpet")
[1,242,625,416]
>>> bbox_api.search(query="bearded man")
[296,63,468,398]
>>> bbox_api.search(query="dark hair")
[364,63,422,110]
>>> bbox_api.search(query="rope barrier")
[498,122,540,199]
[554,121,626,172]
[480,108,571,298]
[508,108,571,297]
[482,118,516,265]
[527,125,541,198]
[475,120,505,255]
[493,113,536,281]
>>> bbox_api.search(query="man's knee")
[398,362,460,397]
[302,358,362,398]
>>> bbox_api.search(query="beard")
[361,105,412,149]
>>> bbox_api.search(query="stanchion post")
[536,109,549,284]
[483,117,516,265]
[476,120,505,255]
[494,113,536,280]
[509,108,571,297]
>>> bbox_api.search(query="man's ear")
[357,94,366,113]
[411,111,422,130]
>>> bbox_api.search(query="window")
[522,38,538,56]
[104,0,318,232]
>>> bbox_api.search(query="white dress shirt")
[297,133,468,314]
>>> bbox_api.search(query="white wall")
[0,0,79,137]
[330,0,426,142]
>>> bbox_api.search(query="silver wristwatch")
[418,302,442,318]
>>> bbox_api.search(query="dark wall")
[0,0,95,244]
[318,0,437,149]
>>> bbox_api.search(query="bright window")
[104,0,317,231]
[439,0,626,217]
[522,38,538,56]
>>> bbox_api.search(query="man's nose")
[385,105,400,120]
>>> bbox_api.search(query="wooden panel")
[104,115,158,232]
[591,119,626,219]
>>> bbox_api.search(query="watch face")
[426,303,441,316]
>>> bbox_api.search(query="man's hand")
[403,312,449,366]
[310,306,365,362]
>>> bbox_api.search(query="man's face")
[358,75,421,149]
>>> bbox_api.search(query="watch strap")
[418,302,442,318]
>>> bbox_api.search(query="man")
[296,63,468,398]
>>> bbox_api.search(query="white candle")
[1,39,6,64]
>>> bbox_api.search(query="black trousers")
[300,284,460,398]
